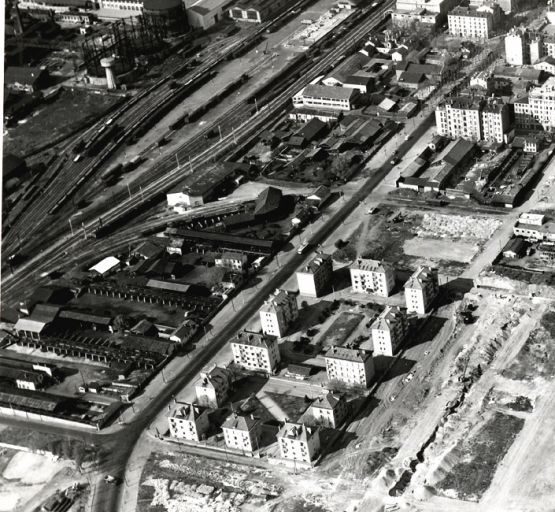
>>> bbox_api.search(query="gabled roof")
[325,346,371,363]
[89,256,120,275]
[30,303,60,323]
[254,186,282,216]
[222,413,258,431]
[5,66,46,86]
[310,392,343,410]
[277,421,317,442]
[172,402,208,422]
[404,266,437,290]
[371,306,405,331]
[303,84,357,101]
[351,258,392,274]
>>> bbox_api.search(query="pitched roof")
[371,306,405,331]
[303,84,357,101]
[351,258,392,274]
[325,346,371,363]
[222,413,258,431]
[172,402,208,422]
[232,330,277,349]
[255,186,282,216]
[5,66,46,86]
[277,422,317,442]
[89,256,120,274]
[310,393,343,410]
[404,266,437,290]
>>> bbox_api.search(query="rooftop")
[325,346,371,363]
[232,330,277,348]
[404,267,437,290]
[298,253,331,274]
[371,306,405,331]
[222,413,259,431]
[351,258,392,274]
[260,289,295,313]
[303,84,358,101]
[277,421,317,442]
[310,392,343,410]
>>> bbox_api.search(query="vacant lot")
[403,238,478,263]
[139,452,282,512]
[4,89,121,156]
[319,312,364,347]
[436,412,524,501]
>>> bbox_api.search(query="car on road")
[104,475,120,485]
[297,241,309,254]
[390,156,400,165]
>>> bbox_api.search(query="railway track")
[2,1,393,300]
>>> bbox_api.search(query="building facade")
[230,330,281,374]
[448,6,493,40]
[277,422,321,463]
[504,28,543,66]
[309,392,348,428]
[324,347,375,387]
[194,365,232,408]
[514,77,555,131]
[350,258,395,297]
[296,254,333,298]
[293,84,358,112]
[259,289,298,338]
[222,414,261,452]
[435,97,510,143]
[215,251,249,273]
[404,266,439,314]
[168,402,210,441]
[371,306,408,357]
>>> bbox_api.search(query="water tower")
[100,57,117,90]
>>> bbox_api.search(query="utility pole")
[176,153,180,168]
[127,182,131,198]
[189,156,193,173]
[254,97,259,114]
[69,218,74,236]
[218,125,223,142]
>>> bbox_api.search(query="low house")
[502,238,526,259]
[306,185,331,210]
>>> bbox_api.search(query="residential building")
[293,84,359,112]
[296,254,333,298]
[435,97,510,143]
[371,306,408,356]
[324,347,375,387]
[448,6,494,40]
[222,414,261,452]
[215,251,249,273]
[392,0,460,27]
[514,77,555,131]
[404,267,439,314]
[259,289,298,337]
[195,365,232,408]
[502,238,526,259]
[277,422,321,463]
[230,330,281,374]
[309,392,348,428]
[470,0,513,14]
[504,28,543,66]
[350,258,395,297]
[168,402,210,441]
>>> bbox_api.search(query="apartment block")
[277,422,321,463]
[230,330,281,374]
[371,306,408,357]
[514,77,555,131]
[296,253,333,298]
[404,267,439,314]
[195,365,232,408]
[259,289,298,338]
[505,28,543,66]
[168,402,210,442]
[448,6,493,39]
[349,258,395,297]
[309,392,348,428]
[325,347,375,387]
[435,97,510,143]
[222,414,261,453]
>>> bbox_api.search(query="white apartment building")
[215,251,249,273]
[195,365,232,408]
[514,77,555,131]
[296,254,333,298]
[371,306,408,357]
[259,289,299,338]
[435,97,510,143]
[404,267,439,314]
[168,402,210,442]
[448,6,493,39]
[277,422,321,463]
[325,347,375,387]
[504,28,543,66]
[222,414,261,453]
[98,0,143,11]
[309,392,348,428]
[230,330,281,374]
[293,84,358,112]
[350,258,395,297]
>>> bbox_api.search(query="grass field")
[319,312,364,347]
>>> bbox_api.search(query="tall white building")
[296,254,333,298]
[325,347,375,387]
[504,28,543,66]
[371,306,408,357]
[230,330,281,374]
[448,6,493,39]
[350,258,395,297]
[259,289,299,338]
[195,365,232,408]
[514,77,555,131]
[222,414,261,453]
[435,97,510,143]
[308,392,348,428]
[277,422,321,463]
[168,402,210,442]
[404,267,439,314]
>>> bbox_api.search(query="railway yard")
[4,0,555,512]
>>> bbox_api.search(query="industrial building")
[293,84,359,112]
[324,347,375,387]
[228,0,293,23]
